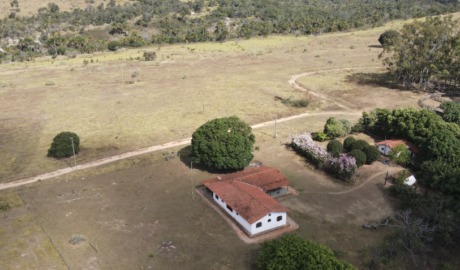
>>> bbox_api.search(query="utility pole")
[190,161,194,200]
[274,115,277,138]
[121,63,126,84]
[70,137,77,169]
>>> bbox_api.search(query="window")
[268,219,271,223]
[226,204,233,212]
[268,213,271,216]
[256,222,262,228]
[215,194,219,199]
[277,216,283,221]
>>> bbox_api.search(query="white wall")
[212,192,287,235]
[378,145,391,156]
[212,192,252,233]
[250,212,287,235]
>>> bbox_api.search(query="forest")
[0,0,459,61]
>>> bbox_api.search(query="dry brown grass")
[3,14,459,185]
[0,0,131,18]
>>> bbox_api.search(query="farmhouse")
[201,166,291,236]
[375,139,420,158]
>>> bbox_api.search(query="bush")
[351,123,364,133]
[47,131,80,158]
[348,150,366,167]
[292,134,357,180]
[45,79,56,86]
[343,136,356,151]
[258,234,357,270]
[143,51,157,61]
[339,119,352,134]
[362,145,381,164]
[378,29,400,46]
[327,140,343,157]
[281,97,309,108]
[191,116,255,170]
[108,41,121,51]
[323,117,347,138]
[312,131,329,142]
[349,139,369,151]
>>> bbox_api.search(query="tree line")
[380,16,460,91]
[1,0,459,62]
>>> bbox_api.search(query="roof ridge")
[231,166,276,182]
[232,181,273,213]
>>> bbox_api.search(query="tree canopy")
[380,16,460,89]
[323,117,351,138]
[378,29,400,46]
[191,116,255,170]
[388,143,411,164]
[47,131,80,158]
[258,234,357,270]
[440,101,460,123]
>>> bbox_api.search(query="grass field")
[10,113,402,270]
[0,17,432,183]
[2,14,460,270]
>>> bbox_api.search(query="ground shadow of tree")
[177,145,242,175]
[344,72,409,91]
[368,45,382,48]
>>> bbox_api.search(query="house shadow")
[368,45,383,48]
[344,72,410,91]
[177,145,242,175]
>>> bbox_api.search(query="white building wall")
[212,192,287,235]
[212,192,252,233]
[250,212,287,235]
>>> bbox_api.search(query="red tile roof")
[375,139,420,154]
[201,166,290,224]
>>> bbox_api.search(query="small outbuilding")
[375,139,420,158]
[392,171,417,186]
[201,166,290,236]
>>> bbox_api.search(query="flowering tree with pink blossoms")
[291,133,357,182]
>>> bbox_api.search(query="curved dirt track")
[0,67,372,191]
[289,66,381,110]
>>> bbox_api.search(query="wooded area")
[0,0,459,61]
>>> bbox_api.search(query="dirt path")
[326,167,401,195]
[0,67,373,191]
[289,66,381,110]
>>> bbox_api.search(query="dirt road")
[0,68,367,191]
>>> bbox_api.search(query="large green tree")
[191,116,255,170]
[258,234,357,270]
[440,101,460,123]
[47,131,80,158]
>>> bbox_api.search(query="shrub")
[191,116,255,170]
[47,131,80,158]
[323,117,347,138]
[292,134,357,180]
[378,29,400,46]
[351,123,364,133]
[349,139,369,151]
[108,41,121,51]
[339,119,352,134]
[312,131,329,142]
[45,79,56,86]
[258,234,357,270]
[388,143,410,164]
[362,145,381,164]
[348,150,366,167]
[281,97,309,108]
[323,153,357,182]
[292,133,329,167]
[343,136,356,150]
[143,51,157,61]
[327,140,343,157]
